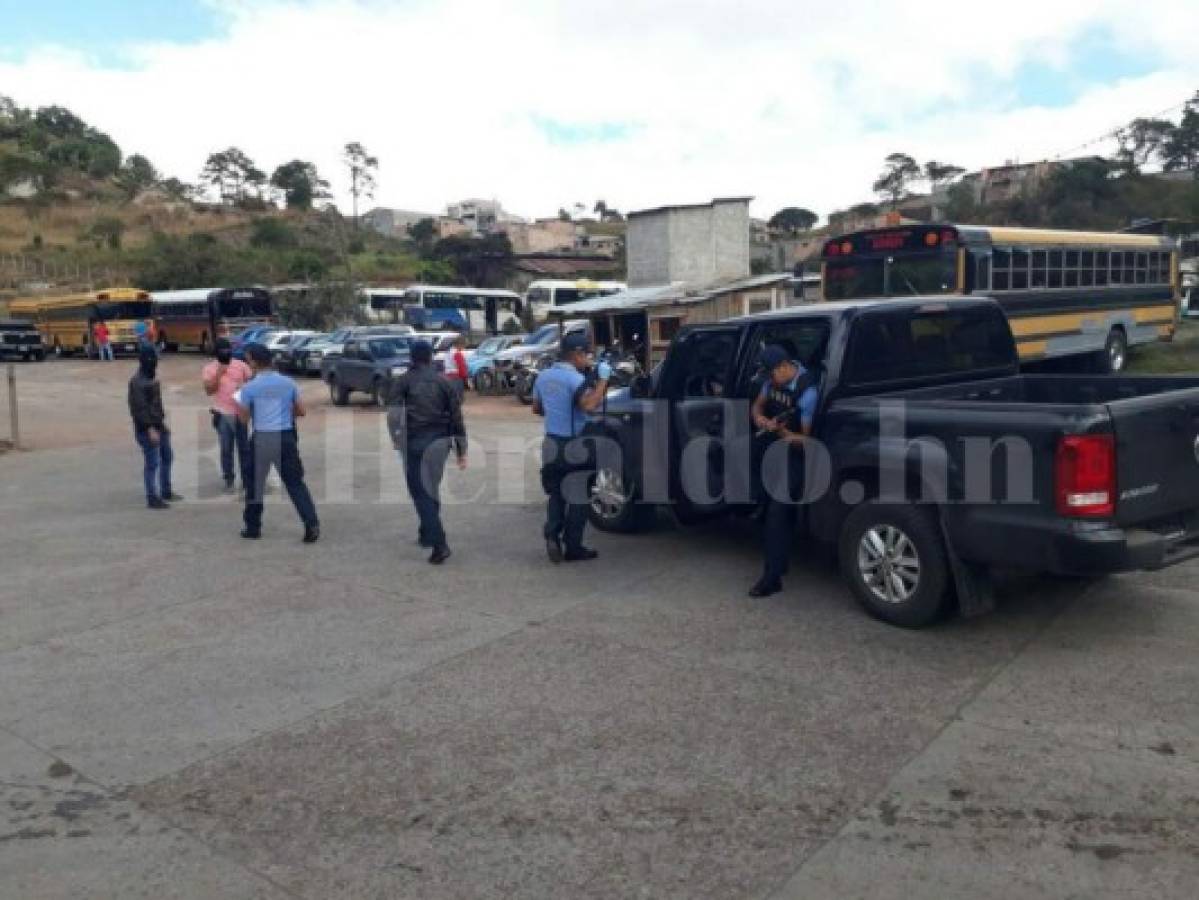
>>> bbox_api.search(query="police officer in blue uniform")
[748,345,819,597]
[532,332,612,563]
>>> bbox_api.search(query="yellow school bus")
[8,288,153,357]
[820,224,1178,372]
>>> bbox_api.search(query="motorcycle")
[514,350,555,405]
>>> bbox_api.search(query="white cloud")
[2,0,1197,222]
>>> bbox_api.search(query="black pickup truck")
[0,320,46,361]
[586,297,1199,626]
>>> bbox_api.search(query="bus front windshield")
[825,252,956,300]
[96,301,152,320]
[219,295,272,319]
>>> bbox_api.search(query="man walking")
[202,338,253,493]
[387,340,467,565]
[235,343,320,543]
[127,346,181,509]
[747,345,819,598]
[93,320,114,361]
[531,332,611,563]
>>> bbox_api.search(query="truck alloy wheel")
[590,468,630,521]
[838,503,949,627]
[857,525,921,604]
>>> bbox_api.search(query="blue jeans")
[98,342,114,361]
[403,432,451,550]
[134,428,173,501]
[214,413,250,488]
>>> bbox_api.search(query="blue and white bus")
[360,284,522,336]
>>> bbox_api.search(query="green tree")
[923,161,965,194]
[286,249,330,282]
[200,147,261,204]
[158,177,197,202]
[83,216,126,250]
[768,207,818,235]
[873,153,921,206]
[1116,118,1176,173]
[249,217,298,249]
[270,159,328,209]
[343,141,378,227]
[432,233,514,286]
[408,217,438,254]
[116,153,158,199]
[1163,93,1199,174]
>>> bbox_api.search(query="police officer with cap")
[748,344,819,597]
[532,331,612,563]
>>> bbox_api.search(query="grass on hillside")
[1127,319,1199,374]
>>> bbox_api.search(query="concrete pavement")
[1,357,1197,898]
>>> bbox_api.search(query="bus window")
[1010,250,1029,289]
[97,300,152,320]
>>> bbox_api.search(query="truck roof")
[727,294,998,323]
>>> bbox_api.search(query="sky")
[1,0,1197,223]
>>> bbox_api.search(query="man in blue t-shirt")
[748,345,819,598]
[235,343,320,543]
[532,332,611,563]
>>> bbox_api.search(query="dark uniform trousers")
[761,444,805,584]
[541,434,591,552]
[244,429,319,532]
[403,431,451,549]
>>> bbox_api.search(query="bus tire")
[1098,328,1127,374]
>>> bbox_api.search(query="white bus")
[360,285,522,336]
[524,279,626,321]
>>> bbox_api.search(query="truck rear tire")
[838,502,950,628]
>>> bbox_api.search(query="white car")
[414,331,463,372]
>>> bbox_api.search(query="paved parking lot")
[2,356,1197,899]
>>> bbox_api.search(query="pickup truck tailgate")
[1109,386,1199,525]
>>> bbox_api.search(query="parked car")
[415,331,462,373]
[587,296,1199,627]
[230,325,283,358]
[324,335,413,407]
[0,320,46,361]
[278,333,326,373]
[301,325,414,376]
[265,330,315,365]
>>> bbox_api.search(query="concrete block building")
[626,197,752,287]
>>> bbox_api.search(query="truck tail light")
[1055,434,1115,517]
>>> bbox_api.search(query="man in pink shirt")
[202,337,254,493]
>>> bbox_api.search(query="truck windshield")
[845,306,1014,385]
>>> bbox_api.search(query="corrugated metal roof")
[545,273,791,317]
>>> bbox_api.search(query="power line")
[1049,96,1192,161]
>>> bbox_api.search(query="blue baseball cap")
[759,345,790,371]
[560,332,590,354]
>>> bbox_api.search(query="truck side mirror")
[630,374,652,398]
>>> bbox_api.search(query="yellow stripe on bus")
[1017,339,1049,358]
[1007,304,1177,338]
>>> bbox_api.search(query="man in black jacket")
[127,347,182,509]
[387,340,467,564]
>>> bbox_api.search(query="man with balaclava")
[202,337,253,493]
[128,346,182,509]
